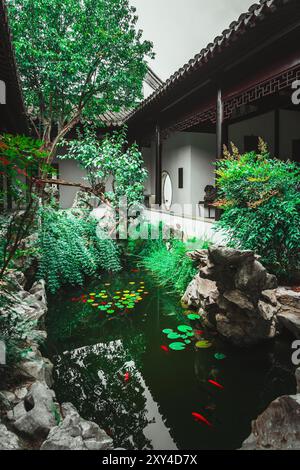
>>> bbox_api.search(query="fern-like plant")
[37,208,121,293]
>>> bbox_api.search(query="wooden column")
[216,88,223,158]
[155,124,162,206]
[215,88,224,222]
[274,108,280,157]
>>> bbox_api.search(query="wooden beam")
[216,88,223,158]
[155,124,162,206]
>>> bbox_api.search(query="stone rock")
[235,260,267,295]
[41,403,113,451]
[182,274,218,309]
[209,246,255,266]
[258,300,280,321]
[19,357,53,387]
[296,369,300,394]
[261,289,278,306]
[8,382,57,439]
[241,392,300,449]
[0,423,22,450]
[276,288,300,338]
[223,290,255,311]
[182,246,280,346]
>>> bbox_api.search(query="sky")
[131,0,256,81]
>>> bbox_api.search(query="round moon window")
[162,172,172,211]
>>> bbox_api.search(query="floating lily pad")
[185,340,191,344]
[187,314,201,320]
[169,342,186,351]
[107,309,115,314]
[195,340,212,349]
[89,292,96,296]
[113,296,120,299]
[87,299,94,303]
[186,332,194,337]
[167,332,182,340]
[162,329,173,335]
[177,325,193,333]
[214,353,226,360]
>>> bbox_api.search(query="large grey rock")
[241,380,300,450]
[223,290,255,311]
[209,247,255,266]
[19,353,53,387]
[182,246,280,346]
[8,382,57,439]
[276,288,300,338]
[235,260,267,294]
[41,403,113,451]
[0,423,22,450]
[182,274,218,308]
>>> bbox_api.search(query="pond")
[46,266,296,450]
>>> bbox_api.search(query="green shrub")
[139,237,209,295]
[37,208,121,293]
[215,141,300,279]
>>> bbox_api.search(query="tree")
[0,133,49,279]
[7,0,153,162]
[215,140,300,280]
[60,126,148,208]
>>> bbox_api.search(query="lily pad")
[107,309,115,314]
[169,342,186,351]
[162,329,173,335]
[177,325,193,333]
[187,314,201,320]
[214,353,226,360]
[185,340,191,344]
[167,332,182,340]
[195,340,212,349]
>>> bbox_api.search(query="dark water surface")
[46,268,296,450]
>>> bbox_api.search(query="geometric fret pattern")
[167,64,300,134]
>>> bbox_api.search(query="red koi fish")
[160,345,169,353]
[192,412,212,427]
[208,379,224,390]
[124,372,131,382]
[131,269,139,273]
[82,299,87,303]
[195,330,204,335]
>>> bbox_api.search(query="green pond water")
[46,267,297,450]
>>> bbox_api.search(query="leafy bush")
[215,141,300,279]
[138,235,209,295]
[37,208,121,293]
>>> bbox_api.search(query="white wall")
[54,157,88,209]
[280,110,300,160]
[228,111,275,155]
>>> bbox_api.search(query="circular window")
[162,172,172,211]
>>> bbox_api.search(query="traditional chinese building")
[124,0,300,225]
[0,0,28,134]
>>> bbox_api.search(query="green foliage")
[127,225,209,294]
[37,208,122,293]
[61,127,148,207]
[7,0,153,153]
[141,239,197,294]
[0,133,48,205]
[215,142,300,278]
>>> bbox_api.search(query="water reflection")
[55,339,176,450]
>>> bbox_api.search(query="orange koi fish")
[124,372,131,382]
[208,379,224,390]
[192,412,212,427]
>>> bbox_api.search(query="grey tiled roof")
[124,0,297,124]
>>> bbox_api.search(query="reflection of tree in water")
[54,336,155,449]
